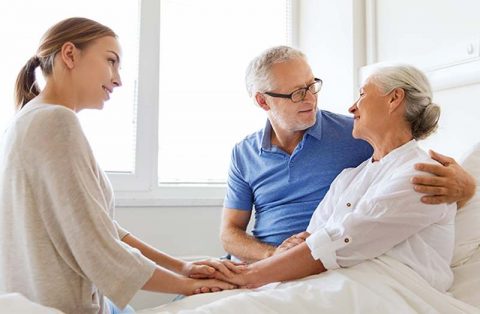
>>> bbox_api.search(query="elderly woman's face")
[348,79,391,141]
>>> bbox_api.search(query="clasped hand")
[182,258,247,294]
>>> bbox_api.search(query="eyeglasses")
[264,78,323,103]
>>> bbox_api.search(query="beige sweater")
[0,103,156,314]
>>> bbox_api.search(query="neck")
[369,128,413,161]
[270,124,305,155]
[32,78,78,112]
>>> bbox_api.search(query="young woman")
[0,17,239,314]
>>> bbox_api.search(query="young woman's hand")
[182,258,247,279]
[182,277,238,295]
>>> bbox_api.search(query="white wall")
[423,84,480,160]
[115,206,226,258]
[374,0,480,63]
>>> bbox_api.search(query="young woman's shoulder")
[25,103,78,123]
[20,104,80,133]
[15,104,87,153]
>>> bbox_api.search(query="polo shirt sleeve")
[24,107,156,309]
[223,145,254,210]
[306,170,454,270]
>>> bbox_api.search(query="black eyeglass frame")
[264,78,323,103]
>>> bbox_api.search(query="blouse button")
[344,238,350,243]
[346,202,351,207]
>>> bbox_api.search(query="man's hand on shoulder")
[412,150,476,208]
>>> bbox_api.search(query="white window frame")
[111,0,298,207]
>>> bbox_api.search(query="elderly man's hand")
[273,231,310,256]
[412,150,476,208]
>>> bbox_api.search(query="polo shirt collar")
[259,110,323,153]
[305,110,323,141]
[260,119,273,152]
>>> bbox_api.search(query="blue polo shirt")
[224,110,373,246]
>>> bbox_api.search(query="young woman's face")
[73,36,122,111]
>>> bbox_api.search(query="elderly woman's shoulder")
[394,145,438,176]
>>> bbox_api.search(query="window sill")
[114,184,226,208]
[115,197,224,208]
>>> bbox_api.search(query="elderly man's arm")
[412,150,476,208]
[220,208,276,263]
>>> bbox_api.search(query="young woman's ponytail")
[14,56,41,110]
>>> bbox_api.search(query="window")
[0,0,140,174]
[0,0,294,204]
[157,0,291,183]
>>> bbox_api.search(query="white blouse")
[306,140,456,292]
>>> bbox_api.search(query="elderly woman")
[218,65,456,292]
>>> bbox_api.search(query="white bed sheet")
[139,253,480,314]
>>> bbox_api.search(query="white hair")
[245,46,306,97]
[369,65,440,140]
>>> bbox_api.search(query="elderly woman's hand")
[412,150,476,208]
[273,231,311,256]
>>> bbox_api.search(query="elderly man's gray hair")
[245,46,306,97]
[369,65,440,140]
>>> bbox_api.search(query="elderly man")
[220,46,476,263]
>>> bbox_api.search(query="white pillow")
[451,143,480,267]
[450,247,480,307]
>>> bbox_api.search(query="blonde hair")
[370,65,440,140]
[14,17,116,110]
